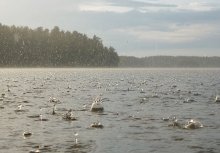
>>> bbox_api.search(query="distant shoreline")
[119,56,220,68]
[0,66,219,68]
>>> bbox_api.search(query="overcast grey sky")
[1,0,220,57]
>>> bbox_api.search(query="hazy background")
[1,0,220,57]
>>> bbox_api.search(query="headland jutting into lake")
[1,23,220,68]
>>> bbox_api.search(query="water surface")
[0,68,220,153]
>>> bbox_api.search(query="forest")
[0,23,119,67]
[119,56,220,67]
[1,23,220,68]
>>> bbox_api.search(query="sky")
[0,0,220,57]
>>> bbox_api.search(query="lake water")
[0,68,220,153]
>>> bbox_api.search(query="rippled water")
[0,68,220,153]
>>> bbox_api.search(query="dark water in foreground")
[0,68,220,153]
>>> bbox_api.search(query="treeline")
[119,56,220,67]
[0,23,119,67]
